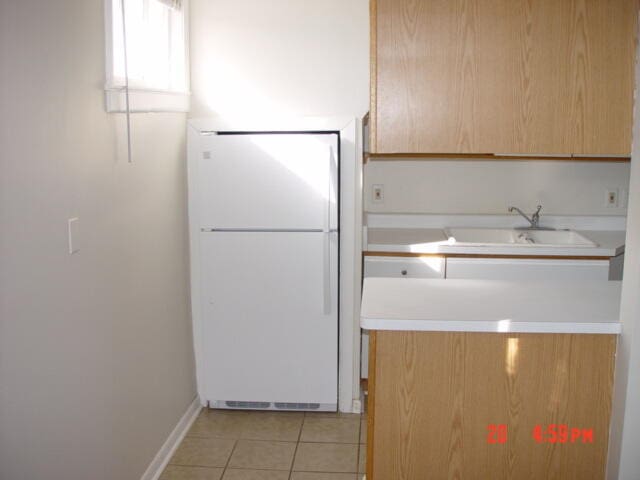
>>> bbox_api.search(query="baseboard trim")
[140,396,202,480]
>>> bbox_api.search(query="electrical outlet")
[605,188,619,208]
[372,184,384,203]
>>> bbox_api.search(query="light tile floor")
[160,409,367,480]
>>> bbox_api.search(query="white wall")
[0,2,196,480]
[365,160,630,215]
[607,38,640,479]
[189,0,370,119]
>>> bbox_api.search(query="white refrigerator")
[194,132,339,411]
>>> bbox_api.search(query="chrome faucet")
[508,205,543,229]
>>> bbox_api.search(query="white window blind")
[156,0,182,9]
[105,0,189,113]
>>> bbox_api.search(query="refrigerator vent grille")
[224,401,270,409]
[274,402,321,410]
[221,401,322,411]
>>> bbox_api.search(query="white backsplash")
[364,159,631,216]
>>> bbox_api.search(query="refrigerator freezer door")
[200,231,338,409]
[198,133,338,231]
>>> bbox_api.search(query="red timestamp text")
[532,424,594,444]
[487,424,508,444]
[487,424,594,444]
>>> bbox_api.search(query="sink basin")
[444,228,597,247]
[523,230,596,246]
[444,228,519,245]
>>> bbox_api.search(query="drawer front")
[445,258,610,281]
[364,256,445,279]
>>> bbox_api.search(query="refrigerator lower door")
[200,231,338,411]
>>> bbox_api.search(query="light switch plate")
[68,217,79,254]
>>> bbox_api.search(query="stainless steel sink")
[444,228,597,247]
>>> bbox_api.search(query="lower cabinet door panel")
[368,331,617,480]
[445,258,610,281]
[367,331,616,480]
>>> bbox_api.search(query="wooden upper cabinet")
[370,0,638,156]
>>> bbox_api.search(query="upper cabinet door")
[371,0,638,156]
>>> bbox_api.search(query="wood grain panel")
[372,0,637,155]
[366,331,377,479]
[474,0,524,152]
[370,331,617,479]
[565,0,637,155]
[370,0,378,152]
[376,0,478,153]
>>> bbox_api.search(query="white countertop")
[366,227,626,257]
[361,278,622,334]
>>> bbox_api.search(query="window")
[105,0,189,112]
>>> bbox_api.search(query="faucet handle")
[531,205,542,227]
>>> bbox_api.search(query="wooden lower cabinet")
[367,331,617,480]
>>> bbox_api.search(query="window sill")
[104,87,190,113]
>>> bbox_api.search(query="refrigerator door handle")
[323,145,332,234]
[322,144,335,315]
[322,231,331,315]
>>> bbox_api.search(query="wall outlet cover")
[372,184,384,203]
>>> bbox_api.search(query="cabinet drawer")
[364,256,445,279]
[445,258,610,281]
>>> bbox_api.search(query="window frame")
[104,0,190,113]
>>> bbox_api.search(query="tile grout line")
[287,413,306,480]
[220,438,239,479]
